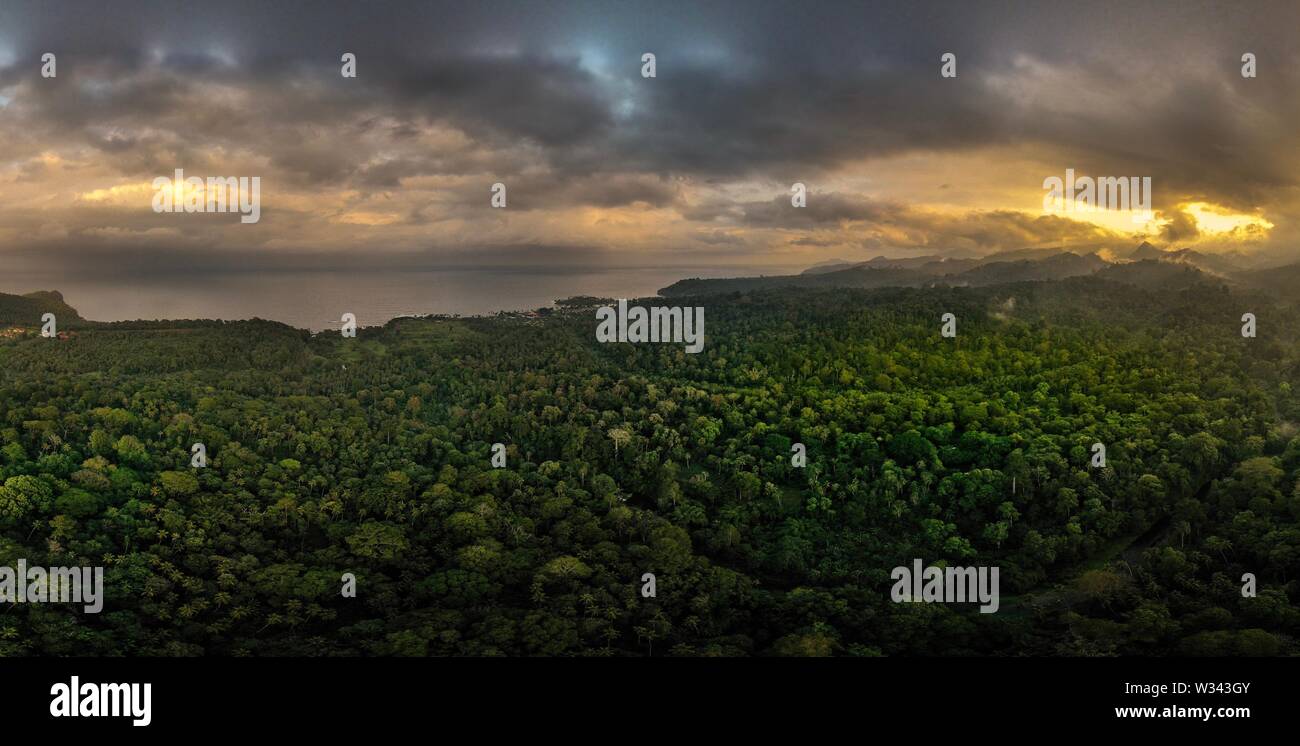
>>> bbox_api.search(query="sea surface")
[2,266,794,332]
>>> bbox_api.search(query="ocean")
[1,266,792,332]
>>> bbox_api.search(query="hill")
[1233,262,1300,302]
[662,250,1107,296]
[1094,259,1223,292]
[0,289,85,327]
[660,239,1293,298]
[950,251,1106,285]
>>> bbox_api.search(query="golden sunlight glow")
[334,211,402,226]
[1064,207,1161,234]
[78,182,155,204]
[1183,202,1274,236]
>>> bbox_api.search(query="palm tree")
[608,428,631,456]
[1174,519,1192,549]
[1204,536,1233,563]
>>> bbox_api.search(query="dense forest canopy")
[1,274,1298,656]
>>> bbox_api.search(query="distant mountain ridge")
[1123,240,1253,275]
[661,242,1295,298]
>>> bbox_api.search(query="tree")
[0,475,52,525]
[159,471,200,497]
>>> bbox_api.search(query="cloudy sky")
[1,0,1298,278]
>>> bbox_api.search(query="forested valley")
[2,274,1298,656]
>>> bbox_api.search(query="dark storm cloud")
[2,0,1299,265]
[1160,208,1202,243]
[387,55,615,149]
[3,0,1293,181]
[741,193,898,228]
